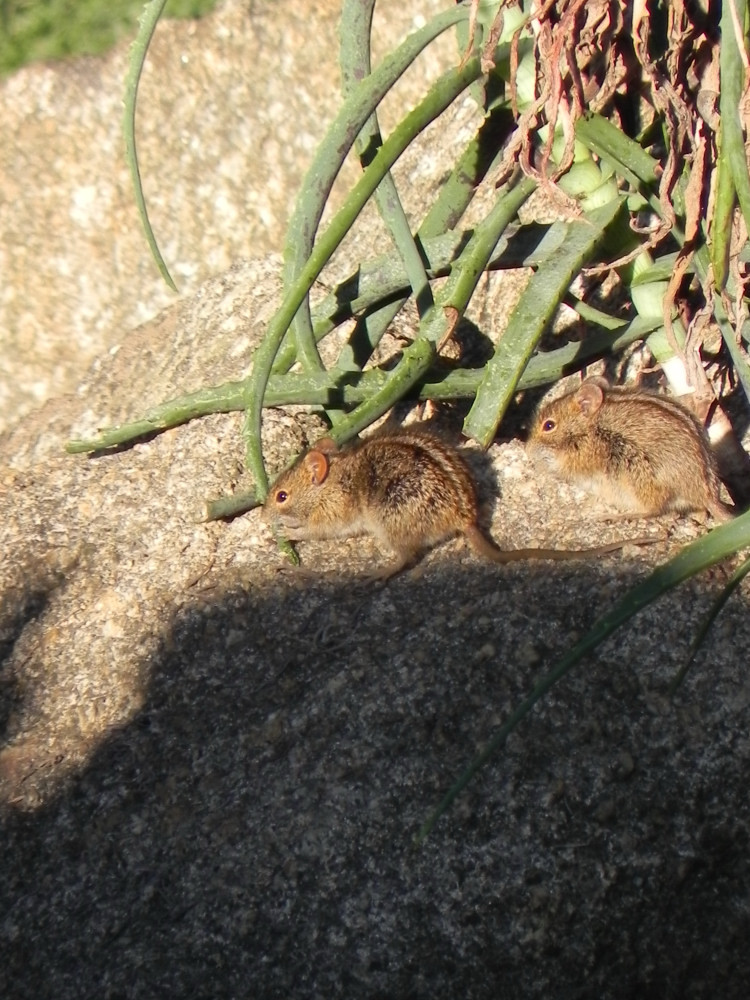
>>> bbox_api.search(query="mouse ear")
[304,450,330,485]
[314,437,339,455]
[576,380,605,416]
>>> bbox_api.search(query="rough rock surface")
[0,0,454,430]
[3,3,750,998]
[2,254,750,998]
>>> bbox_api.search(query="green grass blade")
[719,0,750,234]
[315,0,435,426]
[417,510,750,841]
[575,113,662,219]
[270,220,562,376]
[324,174,536,442]
[319,338,436,446]
[123,0,177,291]
[65,380,246,452]
[709,118,736,292]
[429,176,537,331]
[333,107,517,374]
[670,554,750,693]
[463,196,625,447]
[568,296,627,330]
[630,251,686,285]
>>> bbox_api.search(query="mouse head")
[534,377,607,442]
[271,449,330,503]
[264,440,341,527]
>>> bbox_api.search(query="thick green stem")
[710,118,736,291]
[575,113,661,218]
[320,338,436,446]
[244,51,486,498]
[66,310,656,456]
[280,1,469,373]
[323,174,537,445]
[340,0,433,318]
[720,0,750,234]
[463,196,625,447]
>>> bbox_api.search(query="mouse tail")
[465,524,657,563]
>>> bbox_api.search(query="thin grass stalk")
[321,174,537,445]
[123,0,177,291]
[340,0,432,319]
[332,108,517,374]
[669,554,750,693]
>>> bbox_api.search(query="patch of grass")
[0,0,220,76]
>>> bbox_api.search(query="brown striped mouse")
[526,376,735,521]
[263,426,651,579]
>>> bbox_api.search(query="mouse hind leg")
[368,544,425,581]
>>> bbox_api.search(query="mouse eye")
[275,490,288,504]
[542,419,556,433]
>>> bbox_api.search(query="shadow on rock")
[1,561,749,999]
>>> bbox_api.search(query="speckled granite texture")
[2,1,750,995]
[2,258,749,999]
[0,0,454,430]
